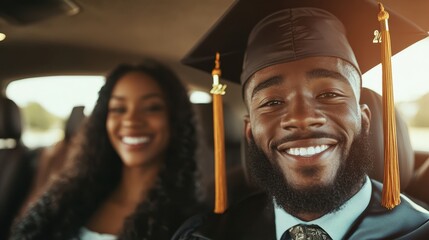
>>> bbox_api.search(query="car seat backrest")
[64,105,85,142]
[360,87,414,190]
[0,96,22,148]
[0,96,32,239]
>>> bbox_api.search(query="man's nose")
[280,94,326,131]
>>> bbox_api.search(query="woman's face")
[106,71,170,168]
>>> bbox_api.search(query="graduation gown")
[173,180,429,240]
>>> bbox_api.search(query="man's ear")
[360,103,371,134]
[244,114,253,144]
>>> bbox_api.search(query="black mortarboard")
[182,0,428,85]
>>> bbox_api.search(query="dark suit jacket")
[173,180,429,240]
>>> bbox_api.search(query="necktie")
[281,224,332,240]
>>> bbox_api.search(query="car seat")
[0,96,32,239]
[21,105,86,211]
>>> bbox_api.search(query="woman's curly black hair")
[10,59,199,240]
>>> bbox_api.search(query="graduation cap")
[183,0,427,84]
[183,0,428,211]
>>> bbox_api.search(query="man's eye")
[318,92,339,98]
[261,100,283,107]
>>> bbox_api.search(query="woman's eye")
[109,107,126,113]
[143,104,165,112]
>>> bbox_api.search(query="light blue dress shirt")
[274,176,372,240]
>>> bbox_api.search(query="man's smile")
[286,145,330,157]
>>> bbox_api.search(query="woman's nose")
[122,108,144,127]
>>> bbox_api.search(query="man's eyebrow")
[307,69,348,83]
[251,75,283,99]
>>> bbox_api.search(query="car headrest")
[360,87,414,190]
[193,103,241,146]
[64,106,86,141]
[0,96,22,140]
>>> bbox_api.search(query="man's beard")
[246,130,372,216]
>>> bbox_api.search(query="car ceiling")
[0,0,236,85]
[0,0,428,138]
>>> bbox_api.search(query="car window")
[5,76,105,148]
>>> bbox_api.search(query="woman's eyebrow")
[109,95,125,101]
[141,93,164,100]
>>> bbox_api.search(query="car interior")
[1,0,428,238]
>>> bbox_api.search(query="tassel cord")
[378,3,401,209]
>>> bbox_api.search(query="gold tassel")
[210,52,228,213]
[378,3,401,209]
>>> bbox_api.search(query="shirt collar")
[274,176,372,240]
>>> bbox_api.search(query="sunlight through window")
[6,76,105,148]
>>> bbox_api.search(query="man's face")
[244,56,370,191]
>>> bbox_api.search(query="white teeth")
[286,145,329,156]
[122,136,150,145]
